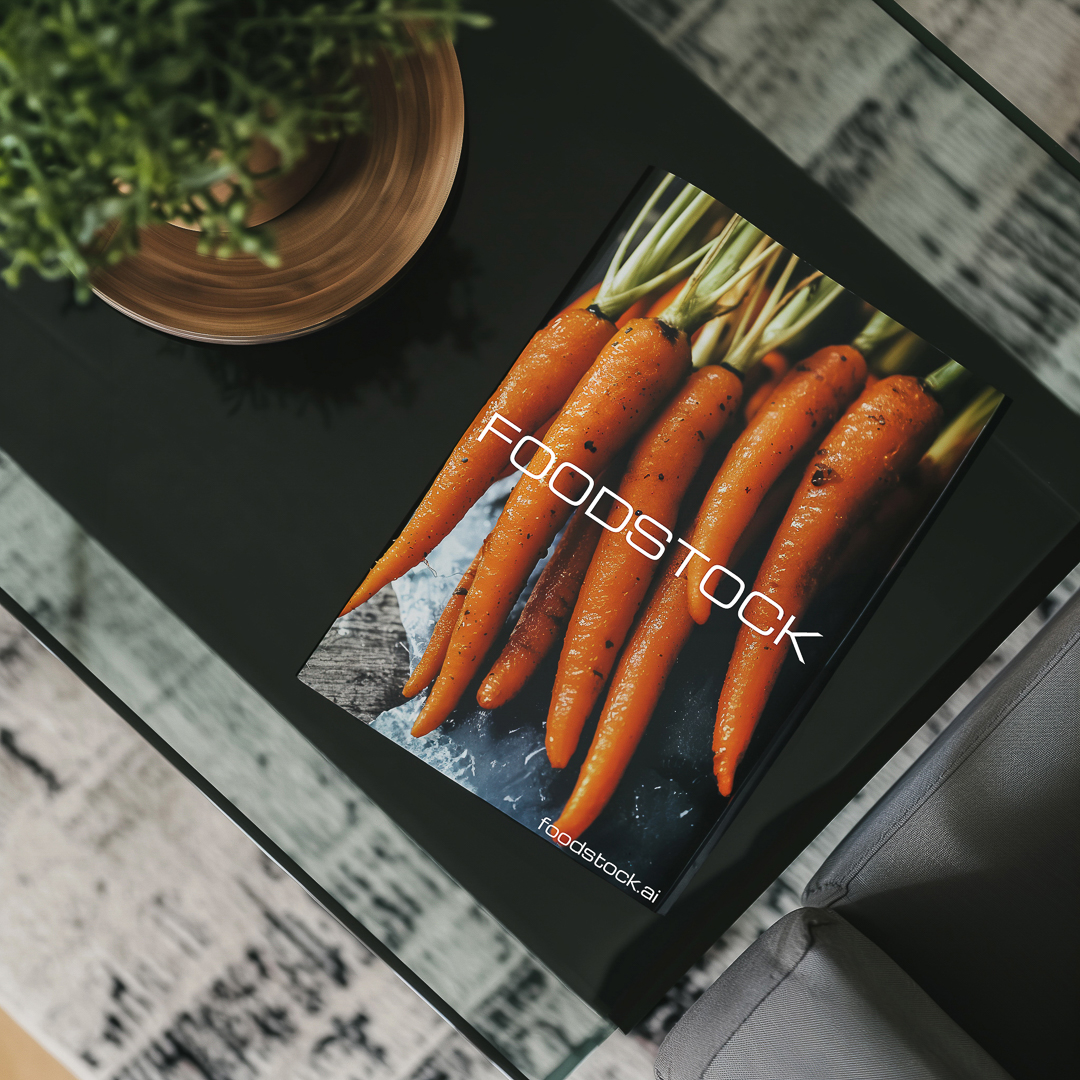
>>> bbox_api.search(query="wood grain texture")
[91,40,465,345]
[299,587,411,723]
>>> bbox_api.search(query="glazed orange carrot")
[493,413,556,482]
[742,350,791,422]
[342,307,616,615]
[712,370,951,796]
[402,545,485,698]
[412,317,694,736]
[552,547,695,839]
[545,365,742,767]
[726,457,805,567]
[477,508,603,709]
[831,386,1002,583]
[343,176,717,616]
[685,344,867,625]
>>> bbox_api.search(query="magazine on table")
[299,169,1004,911]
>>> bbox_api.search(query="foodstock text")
[481,412,822,663]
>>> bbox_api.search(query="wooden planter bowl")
[91,40,465,345]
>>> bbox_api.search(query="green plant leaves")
[0,0,487,293]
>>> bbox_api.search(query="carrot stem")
[922,359,969,396]
[722,251,799,373]
[874,330,926,375]
[852,311,905,357]
[595,176,716,317]
[743,275,844,365]
[661,218,777,334]
[922,387,1003,477]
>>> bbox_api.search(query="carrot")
[551,546,695,839]
[494,413,556,482]
[342,175,718,616]
[477,508,603,709]
[742,350,790,421]
[548,276,855,830]
[726,456,805,567]
[412,317,694,736]
[562,284,653,327]
[412,217,775,736]
[402,544,485,698]
[342,307,616,615]
[712,369,953,796]
[544,365,742,767]
[831,386,1002,582]
[685,343,867,625]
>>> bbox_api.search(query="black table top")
[2,1,1080,1076]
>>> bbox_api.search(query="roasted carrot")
[342,175,717,616]
[412,317,694,736]
[342,308,615,616]
[711,368,957,796]
[544,365,742,767]
[403,544,485,698]
[477,508,603,709]
[551,546,695,839]
[685,343,867,625]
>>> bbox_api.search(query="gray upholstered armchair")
[656,589,1080,1079]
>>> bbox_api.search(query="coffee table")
[2,2,1079,1078]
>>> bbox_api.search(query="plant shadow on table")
[194,233,483,416]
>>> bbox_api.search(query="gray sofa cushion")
[655,907,1010,1080]
[804,589,1080,1080]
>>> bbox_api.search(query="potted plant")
[0,0,488,300]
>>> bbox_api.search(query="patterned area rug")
[3,3,1080,1079]
[3,514,1075,1080]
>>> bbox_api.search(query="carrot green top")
[592,174,719,319]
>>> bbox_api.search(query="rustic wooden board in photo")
[91,40,465,345]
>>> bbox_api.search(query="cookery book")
[299,169,1003,912]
